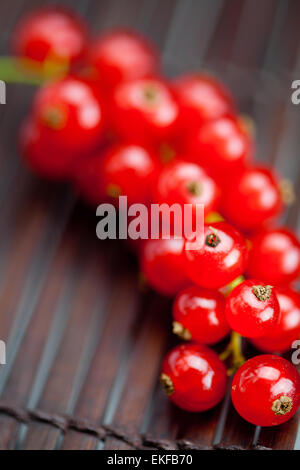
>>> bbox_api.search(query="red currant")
[140,238,190,297]
[231,355,300,426]
[12,7,88,70]
[173,73,235,134]
[20,117,76,179]
[182,116,252,183]
[225,280,280,338]
[73,143,159,207]
[31,76,107,158]
[104,143,161,206]
[160,343,227,412]
[89,29,158,90]
[251,287,300,352]
[184,222,248,289]
[222,165,283,231]
[153,160,220,227]
[247,228,300,286]
[172,285,230,344]
[112,78,179,145]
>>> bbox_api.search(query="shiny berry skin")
[251,287,300,352]
[89,29,158,90]
[73,143,159,206]
[173,73,235,134]
[160,343,227,412]
[184,222,248,289]
[153,160,220,224]
[102,143,160,205]
[172,285,230,344]
[222,166,282,231]
[20,117,76,180]
[102,144,159,206]
[182,116,252,183]
[225,280,280,338]
[12,7,88,69]
[141,238,189,297]
[112,78,179,145]
[231,355,300,426]
[31,76,106,158]
[247,228,300,286]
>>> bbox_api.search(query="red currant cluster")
[12,7,300,427]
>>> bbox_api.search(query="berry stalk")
[219,331,245,375]
[0,56,67,84]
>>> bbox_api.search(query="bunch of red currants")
[12,7,300,427]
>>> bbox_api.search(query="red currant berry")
[251,287,300,352]
[153,160,220,226]
[184,222,248,289]
[102,143,160,206]
[247,228,300,286]
[73,143,159,207]
[225,280,280,338]
[89,29,158,90]
[222,165,282,231]
[160,343,227,412]
[20,117,76,179]
[231,355,300,426]
[140,238,189,297]
[172,285,230,344]
[112,78,179,145]
[182,116,252,183]
[31,76,106,158]
[12,7,88,70]
[173,73,235,134]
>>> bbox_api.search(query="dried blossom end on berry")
[107,183,121,198]
[271,396,293,416]
[172,321,192,341]
[143,85,159,104]
[205,228,220,248]
[42,106,66,130]
[252,285,273,302]
[160,373,174,395]
[187,181,202,197]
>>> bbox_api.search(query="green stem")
[0,56,68,85]
[0,57,43,84]
[219,331,245,375]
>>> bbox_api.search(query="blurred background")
[0,0,299,451]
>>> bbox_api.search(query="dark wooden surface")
[0,0,299,450]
